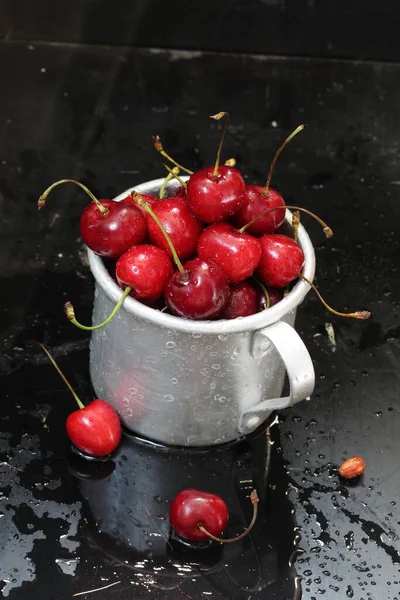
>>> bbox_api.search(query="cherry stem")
[292,210,300,243]
[263,124,304,196]
[27,341,85,409]
[159,167,180,199]
[163,164,187,188]
[253,276,270,309]
[238,205,333,239]
[197,489,259,544]
[38,179,108,215]
[210,111,230,178]
[298,274,371,320]
[152,136,194,175]
[130,192,184,274]
[64,286,132,331]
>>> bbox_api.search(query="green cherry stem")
[238,205,333,239]
[197,489,259,544]
[152,135,194,175]
[64,286,132,331]
[38,179,108,214]
[210,111,230,178]
[299,274,371,320]
[252,276,270,309]
[263,125,304,196]
[27,341,85,409]
[159,168,178,199]
[130,192,185,274]
[163,164,187,188]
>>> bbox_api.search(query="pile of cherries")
[40,114,362,326]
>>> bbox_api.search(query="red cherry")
[256,234,304,288]
[256,286,283,311]
[80,200,147,259]
[197,222,261,283]
[147,197,202,260]
[186,165,246,223]
[232,186,285,236]
[165,258,230,319]
[222,281,257,319]
[169,489,229,542]
[66,399,122,457]
[116,245,173,304]
[29,341,122,458]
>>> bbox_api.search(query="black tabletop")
[1,41,400,600]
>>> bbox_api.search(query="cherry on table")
[38,179,147,259]
[29,341,122,457]
[197,222,261,283]
[222,281,258,319]
[169,489,229,542]
[116,244,173,305]
[256,234,304,288]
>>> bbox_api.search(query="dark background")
[1,2,400,600]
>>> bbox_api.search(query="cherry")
[170,489,229,542]
[186,113,246,223]
[29,341,121,457]
[256,234,304,288]
[256,286,283,311]
[38,179,147,259]
[169,488,259,544]
[232,125,304,236]
[222,281,257,319]
[197,222,261,283]
[165,258,230,320]
[116,245,173,304]
[147,196,202,260]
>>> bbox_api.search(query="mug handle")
[238,321,315,435]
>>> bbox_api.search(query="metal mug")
[88,177,316,447]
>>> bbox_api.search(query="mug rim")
[87,177,316,334]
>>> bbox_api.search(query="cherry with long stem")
[28,340,84,408]
[210,111,230,178]
[152,135,193,174]
[299,273,371,320]
[263,125,304,196]
[38,179,108,214]
[64,286,132,331]
[131,192,185,274]
[238,205,333,239]
[198,490,259,544]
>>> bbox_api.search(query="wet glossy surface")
[1,41,400,599]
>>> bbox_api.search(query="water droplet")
[129,387,137,395]
[218,334,228,341]
[211,364,221,371]
[164,394,174,402]
[171,378,178,385]
[166,341,176,349]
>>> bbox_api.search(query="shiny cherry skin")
[66,399,122,457]
[80,200,147,259]
[169,488,229,542]
[186,165,246,224]
[256,234,304,288]
[165,258,230,320]
[197,222,261,283]
[116,245,173,304]
[147,196,202,260]
[256,286,283,311]
[222,281,257,319]
[232,186,285,237]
